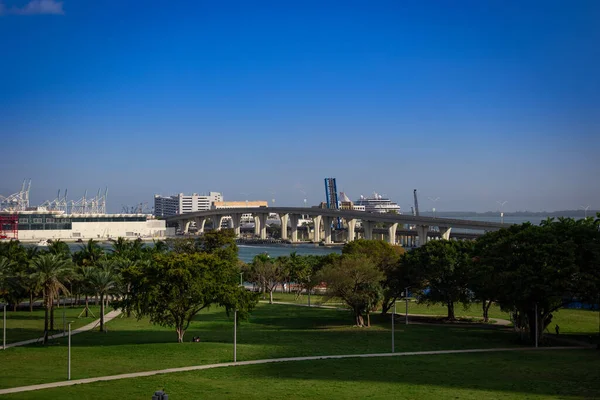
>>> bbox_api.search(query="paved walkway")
[261,301,513,326]
[4,310,122,349]
[0,346,582,395]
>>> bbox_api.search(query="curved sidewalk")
[0,346,581,395]
[4,310,122,349]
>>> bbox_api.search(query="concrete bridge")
[165,207,508,247]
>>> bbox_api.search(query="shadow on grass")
[216,349,600,399]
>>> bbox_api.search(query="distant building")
[213,200,269,225]
[154,192,223,217]
[1,208,166,241]
[212,200,268,209]
[339,192,366,211]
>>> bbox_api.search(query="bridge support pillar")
[194,217,206,234]
[416,225,429,247]
[387,223,398,245]
[363,220,374,240]
[279,213,289,240]
[254,215,261,237]
[323,216,333,244]
[312,215,322,243]
[259,213,268,239]
[289,214,299,242]
[230,213,242,237]
[180,220,191,234]
[346,218,356,242]
[439,226,451,240]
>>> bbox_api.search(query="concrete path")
[0,346,582,395]
[260,301,513,326]
[4,309,122,349]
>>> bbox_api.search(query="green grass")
[0,303,524,389]
[2,305,103,344]
[3,350,599,399]
[551,308,599,334]
[272,292,600,335]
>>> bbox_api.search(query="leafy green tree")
[405,240,474,320]
[248,254,282,304]
[30,254,73,343]
[477,218,600,343]
[342,239,405,314]
[319,254,384,327]
[119,252,257,342]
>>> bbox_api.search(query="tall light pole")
[428,197,439,218]
[405,287,409,325]
[68,322,72,380]
[233,308,237,363]
[580,205,590,218]
[2,304,6,351]
[497,201,508,224]
[391,300,395,353]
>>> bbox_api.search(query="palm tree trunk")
[100,293,105,332]
[85,295,89,317]
[50,297,55,331]
[43,293,49,344]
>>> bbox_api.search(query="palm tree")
[48,240,71,258]
[0,256,14,304]
[83,260,119,332]
[73,239,105,315]
[30,254,73,343]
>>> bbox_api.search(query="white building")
[2,209,166,241]
[154,192,223,217]
[354,193,401,214]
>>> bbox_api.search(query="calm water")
[237,244,340,262]
[55,242,340,262]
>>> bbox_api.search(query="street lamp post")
[534,303,538,348]
[405,287,409,325]
[233,309,237,363]
[2,304,6,351]
[68,322,72,380]
[391,301,395,353]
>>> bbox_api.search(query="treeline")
[0,231,257,343]
[243,216,600,343]
[1,216,599,344]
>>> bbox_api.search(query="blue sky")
[1,0,598,213]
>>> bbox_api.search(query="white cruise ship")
[354,193,401,214]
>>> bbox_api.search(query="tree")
[73,239,106,313]
[248,254,282,304]
[405,240,474,320]
[342,239,406,314]
[48,240,71,258]
[119,252,257,342]
[30,254,73,343]
[319,254,384,327]
[82,260,119,332]
[477,218,600,343]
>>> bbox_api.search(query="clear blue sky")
[1,0,598,213]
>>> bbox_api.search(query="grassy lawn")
[270,292,600,336]
[2,305,104,344]
[0,303,525,389]
[3,349,599,399]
